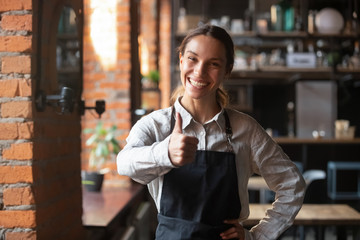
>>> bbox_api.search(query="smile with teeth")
[188,78,208,88]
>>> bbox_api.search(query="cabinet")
[171,0,360,136]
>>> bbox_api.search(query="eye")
[188,56,196,61]
[210,61,221,67]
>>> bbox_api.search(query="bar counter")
[272,137,360,170]
[274,137,360,144]
[82,180,147,239]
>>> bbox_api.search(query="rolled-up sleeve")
[248,127,306,239]
[117,110,175,185]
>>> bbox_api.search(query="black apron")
[155,109,241,240]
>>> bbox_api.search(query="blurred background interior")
[0,0,360,239]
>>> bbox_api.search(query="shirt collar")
[174,97,226,130]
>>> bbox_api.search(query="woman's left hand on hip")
[220,219,245,240]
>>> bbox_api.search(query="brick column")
[0,0,36,238]
[0,0,85,239]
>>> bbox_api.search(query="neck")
[180,96,221,124]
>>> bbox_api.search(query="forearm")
[117,135,174,184]
[249,164,306,239]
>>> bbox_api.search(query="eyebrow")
[185,50,198,56]
[185,50,222,61]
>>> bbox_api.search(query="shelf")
[176,30,359,40]
[172,65,360,83]
[274,137,360,145]
[229,66,360,82]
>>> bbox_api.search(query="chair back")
[303,169,326,183]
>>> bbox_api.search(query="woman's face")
[179,35,228,102]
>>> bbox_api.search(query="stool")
[327,161,360,200]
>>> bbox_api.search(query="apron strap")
[223,110,234,153]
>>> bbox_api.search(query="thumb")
[173,112,183,133]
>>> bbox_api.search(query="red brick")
[1,14,32,31]
[84,72,107,82]
[0,166,33,184]
[115,72,130,80]
[0,78,31,97]
[0,210,35,228]
[18,121,34,139]
[1,56,31,74]
[117,121,131,130]
[18,79,32,97]
[82,81,95,89]
[82,91,108,99]
[0,0,32,12]
[3,187,35,206]
[0,79,18,97]
[106,101,130,110]
[99,81,130,89]
[0,122,18,139]
[5,231,36,240]
[0,36,32,52]
[2,142,33,160]
[115,111,131,119]
[1,101,32,118]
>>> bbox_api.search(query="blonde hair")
[170,85,230,107]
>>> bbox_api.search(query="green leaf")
[86,134,98,146]
[83,128,95,134]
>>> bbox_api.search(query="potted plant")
[82,121,121,191]
[141,69,160,89]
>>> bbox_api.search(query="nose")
[194,62,205,76]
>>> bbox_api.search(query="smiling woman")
[117,24,306,240]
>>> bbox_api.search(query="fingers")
[169,134,198,166]
[169,112,199,166]
[173,112,183,134]
[220,219,245,240]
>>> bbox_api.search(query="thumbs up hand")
[168,112,199,167]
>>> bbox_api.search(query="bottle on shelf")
[270,2,282,31]
[270,0,295,32]
[350,41,360,69]
[280,0,295,32]
[308,10,317,34]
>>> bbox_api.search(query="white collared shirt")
[117,98,305,240]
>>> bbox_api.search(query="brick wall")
[140,0,158,74]
[159,0,172,108]
[81,0,172,173]
[81,0,132,174]
[0,0,85,239]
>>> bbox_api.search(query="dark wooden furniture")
[82,181,147,240]
[244,204,360,239]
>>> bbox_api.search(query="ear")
[179,53,184,67]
